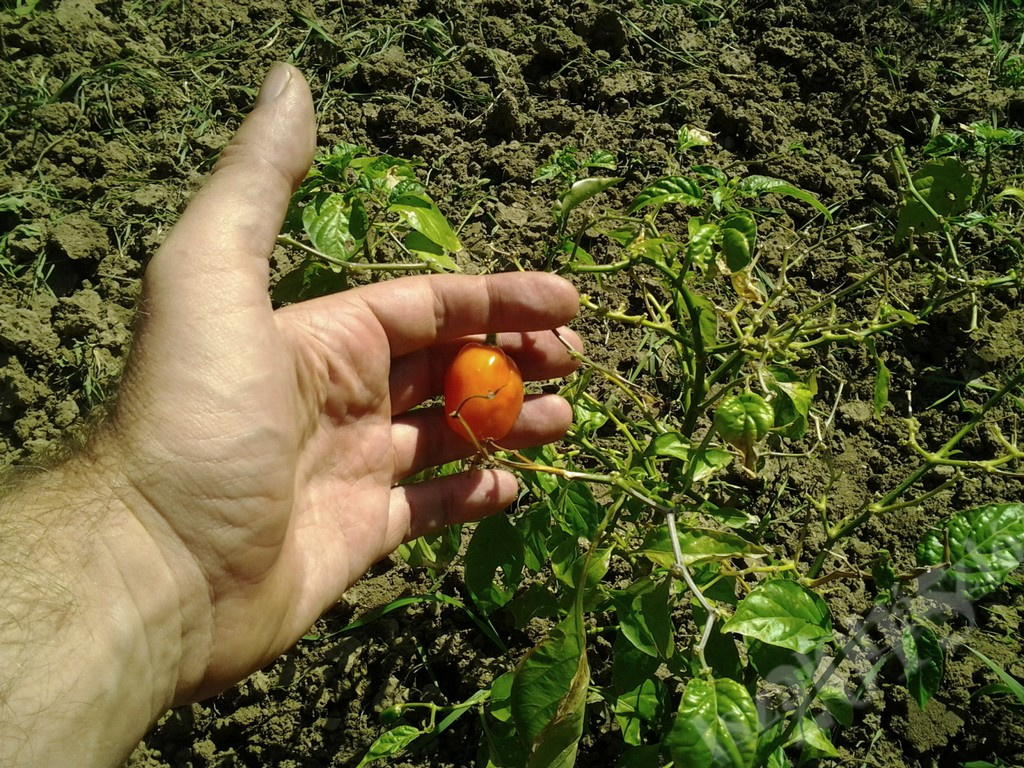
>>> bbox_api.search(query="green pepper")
[379,704,407,725]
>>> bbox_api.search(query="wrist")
[0,441,209,766]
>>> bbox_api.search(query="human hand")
[106,63,581,703]
[0,63,581,768]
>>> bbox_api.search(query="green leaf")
[571,394,609,436]
[996,186,1024,204]
[356,724,423,766]
[965,646,1024,708]
[722,579,833,654]
[482,672,530,767]
[628,175,703,214]
[609,637,666,747]
[397,526,461,573]
[714,393,774,474]
[614,576,675,659]
[765,367,814,439]
[644,432,732,482]
[466,514,525,614]
[873,354,890,418]
[404,230,462,272]
[612,677,664,746]
[640,524,766,568]
[553,481,602,540]
[746,638,820,685]
[871,550,897,605]
[511,607,590,768]
[554,176,623,225]
[692,165,729,185]
[389,193,463,253]
[349,195,369,240]
[560,237,596,266]
[895,158,975,241]
[584,149,618,170]
[303,192,359,259]
[902,624,944,709]
[794,716,839,760]
[916,503,1024,600]
[818,687,854,728]
[736,175,832,220]
[681,286,718,352]
[754,722,789,768]
[664,676,759,768]
[719,212,757,272]
[614,745,662,768]
[687,219,719,270]
[567,547,612,612]
[272,258,348,304]
[611,631,661,693]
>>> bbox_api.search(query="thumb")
[143,63,316,319]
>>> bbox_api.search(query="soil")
[2,1,1023,767]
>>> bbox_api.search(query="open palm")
[107,64,580,702]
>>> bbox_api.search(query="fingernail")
[256,62,292,106]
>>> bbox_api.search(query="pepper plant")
[274,141,463,303]
[284,134,1024,768]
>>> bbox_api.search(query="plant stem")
[276,235,433,272]
[807,360,1024,578]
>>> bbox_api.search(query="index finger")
[315,272,581,357]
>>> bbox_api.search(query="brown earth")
[2,0,1023,766]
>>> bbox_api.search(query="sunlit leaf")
[511,606,590,768]
[628,175,702,214]
[644,431,733,482]
[722,579,833,654]
[389,193,463,253]
[640,524,765,568]
[687,219,719,270]
[404,230,461,272]
[916,503,1024,600]
[553,481,602,540]
[554,176,623,225]
[714,393,774,474]
[873,355,890,418]
[356,725,423,766]
[664,676,758,768]
[736,175,832,220]
[766,367,814,439]
[684,286,718,351]
[719,212,756,272]
[794,716,839,760]
[303,192,359,259]
[584,149,618,169]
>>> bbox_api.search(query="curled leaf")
[713,393,774,475]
